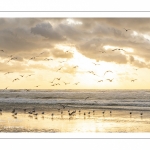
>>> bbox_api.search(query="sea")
[0,89,150,111]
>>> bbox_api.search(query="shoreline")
[0,102,150,132]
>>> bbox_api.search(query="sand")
[0,102,150,132]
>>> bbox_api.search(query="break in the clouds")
[1,18,150,70]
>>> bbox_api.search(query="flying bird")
[0,50,4,52]
[12,78,19,82]
[4,72,13,75]
[35,85,40,87]
[85,97,89,100]
[98,80,103,82]
[107,78,114,82]
[93,62,100,66]
[57,67,63,72]
[73,65,78,68]
[26,74,34,77]
[44,58,53,61]
[56,78,61,80]
[64,82,70,85]
[7,57,17,63]
[99,50,106,53]
[124,28,130,32]
[20,75,24,77]
[50,78,56,83]
[104,70,113,76]
[131,79,137,82]
[74,82,80,85]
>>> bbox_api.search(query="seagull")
[26,74,34,77]
[51,113,54,117]
[41,112,44,115]
[50,78,56,83]
[59,61,66,63]
[64,82,70,85]
[60,104,66,109]
[93,62,100,66]
[107,78,114,82]
[124,28,130,32]
[12,78,19,82]
[104,70,113,76]
[57,67,63,72]
[7,57,17,63]
[20,75,24,77]
[99,50,106,53]
[102,111,105,115]
[98,80,103,82]
[4,72,12,75]
[56,78,61,80]
[0,50,4,52]
[131,79,137,82]
[29,57,36,61]
[73,65,78,68]
[35,85,40,87]
[12,109,15,113]
[85,97,89,100]
[4,87,9,90]
[44,58,52,61]
[74,82,80,85]
[39,51,45,55]
[25,89,30,92]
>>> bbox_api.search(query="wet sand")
[0,102,150,132]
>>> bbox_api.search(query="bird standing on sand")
[51,113,54,118]
[12,109,15,113]
[102,111,105,116]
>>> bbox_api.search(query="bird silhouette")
[93,62,100,66]
[20,75,24,77]
[131,79,137,82]
[4,72,13,75]
[64,82,69,85]
[104,70,113,76]
[12,78,19,82]
[107,78,114,82]
[98,80,103,82]
[35,85,40,87]
[124,28,130,32]
[74,82,80,85]
[57,67,63,72]
[85,97,89,100]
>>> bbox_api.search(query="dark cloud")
[1,18,150,69]
[31,22,66,42]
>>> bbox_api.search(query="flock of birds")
[0,104,144,121]
[0,28,139,90]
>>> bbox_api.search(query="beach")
[0,102,150,133]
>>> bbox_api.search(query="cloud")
[1,18,150,70]
[31,22,66,42]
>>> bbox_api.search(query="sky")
[0,18,150,89]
